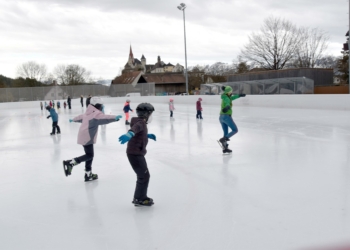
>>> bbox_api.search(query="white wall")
[1,94,350,110]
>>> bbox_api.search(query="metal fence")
[200,77,314,95]
[0,83,155,102]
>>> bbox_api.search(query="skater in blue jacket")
[46,106,61,135]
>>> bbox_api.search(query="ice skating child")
[123,99,133,125]
[169,98,175,117]
[218,86,245,154]
[62,97,122,182]
[64,102,67,109]
[40,102,43,110]
[196,98,203,119]
[52,100,55,109]
[57,101,61,110]
[46,105,61,135]
[119,103,156,207]
[49,101,52,107]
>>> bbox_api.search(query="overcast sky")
[0,0,347,80]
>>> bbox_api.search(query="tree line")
[189,15,348,85]
[0,62,94,88]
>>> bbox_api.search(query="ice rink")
[1,100,350,250]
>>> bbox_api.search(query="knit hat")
[224,86,232,94]
[198,98,202,101]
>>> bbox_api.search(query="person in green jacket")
[218,86,245,153]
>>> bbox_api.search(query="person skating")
[40,102,43,111]
[63,96,122,182]
[80,95,83,107]
[57,101,61,110]
[86,95,91,107]
[196,98,203,119]
[218,86,245,154]
[64,102,67,109]
[123,99,133,125]
[169,98,175,118]
[46,105,61,135]
[119,103,156,207]
[67,96,71,109]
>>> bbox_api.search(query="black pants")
[127,154,150,200]
[81,102,83,107]
[75,144,94,172]
[68,102,71,109]
[170,111,173,117]
[196,110,203,119]
[52,122,61,134]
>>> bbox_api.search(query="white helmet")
[90,96,103,105]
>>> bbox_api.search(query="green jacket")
[220,94,240,115]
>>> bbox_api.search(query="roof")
[143,73,185,84]
[141,54,146,59]
[112,71,142,84]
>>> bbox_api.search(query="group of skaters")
[45,85,244,207]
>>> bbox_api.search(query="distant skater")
[86,95,91,107]
[196,98,203,119]
[123,99,133,125]
[64,102,67,109]
[169,98,175,117]
[217,86,245,154]
[119,103,156,207]
[80,95,83,107]
[62,97,122,182]
[57,101,61,110]
[46,105,60,136]
[67,96,71,109]
[40,102,43,111]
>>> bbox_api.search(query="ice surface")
[0,102,350,250]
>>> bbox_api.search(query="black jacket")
[127,117,148,156]
[86,97,91,106]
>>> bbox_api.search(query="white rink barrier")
[1,94,350,110]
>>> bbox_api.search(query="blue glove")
[147,134,156,141]
[115,115,122,121]
[119,131,134,144]
[69,119,73,123]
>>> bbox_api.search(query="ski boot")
[125,120,130,125]
[62,159,77,176]
[132,197,154,207]
[85,172,98,182]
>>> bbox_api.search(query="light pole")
[177,3,189,95]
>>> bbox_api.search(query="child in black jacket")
[119,103,156,207]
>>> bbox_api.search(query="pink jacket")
[73,105,116,145]
[169,102,175,111]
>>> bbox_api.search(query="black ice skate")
[85,172,98,182]
[62,159,77,176]
[223,147,232,154]
[132,197,154,207]
[125,120,130,125]
[50,133,55,136]
[217,137,228,150]
[57,132,61,135]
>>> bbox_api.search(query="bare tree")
[54,64,92,85]
[294,28,329,68]
[16,61,47,81]
[240,16,302,70]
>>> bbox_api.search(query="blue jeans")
[219,115,238,139]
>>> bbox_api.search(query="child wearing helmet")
[63,96,122,182]
[218,86,246,153]
[46,105,60,135]
[118,103,156,207]
[196,97,203,119]
[169,98,175,117]
[123,99,133,125]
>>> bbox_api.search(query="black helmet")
[46,105,51,111]
[136,103,155,120]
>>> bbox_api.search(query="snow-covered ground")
[1,102,350,250]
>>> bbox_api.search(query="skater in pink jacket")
[63,96,122,182]
[169,98,175,117]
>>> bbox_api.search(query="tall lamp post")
[177,3,189,95]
